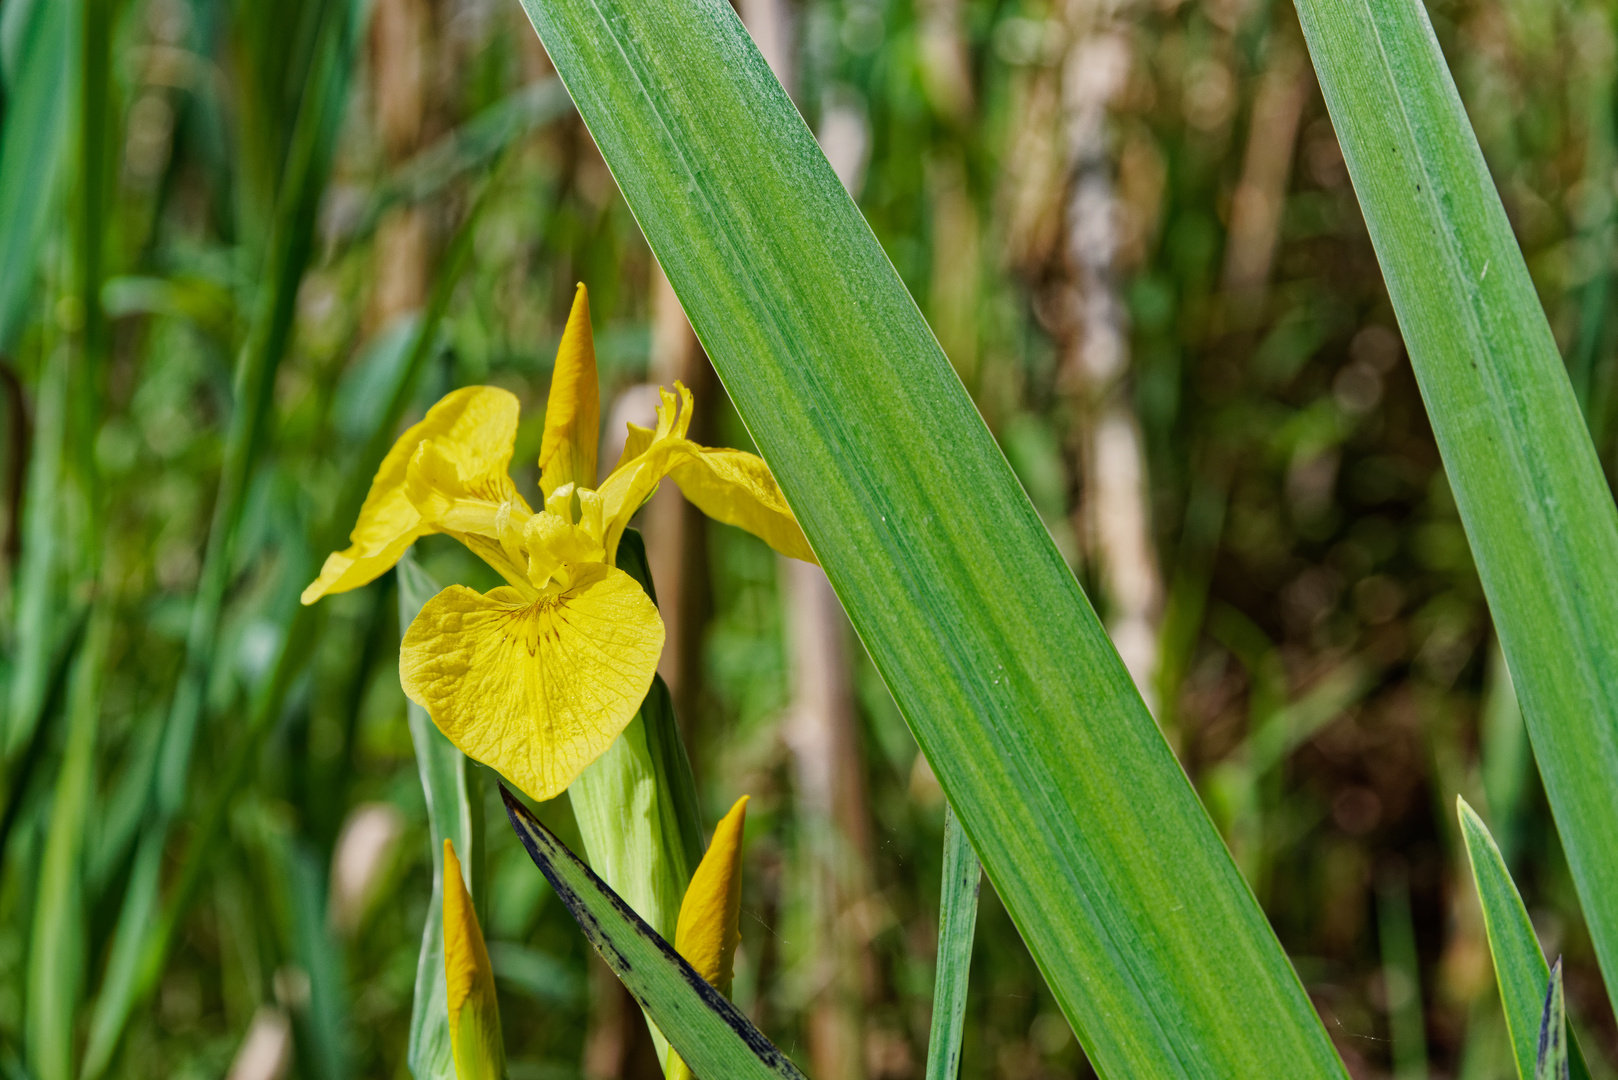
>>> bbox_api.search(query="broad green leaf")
[1295,0,1618,1013]
[1457,800,1590,1080]
[500,785,807,1080]
[511,0,1346,1072]
[399,554,484,1080]
[925,805,980,1080]
[1535,961,1569,1080]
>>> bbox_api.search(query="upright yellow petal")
[399,569,664,800]
[598,386,695,560]
[667,450,816,564]
[666,796,750,1080]
[302,386,521,604]
[443,839,504,1080]
[539,284,600,497]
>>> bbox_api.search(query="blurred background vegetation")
[0,0,1615,1073]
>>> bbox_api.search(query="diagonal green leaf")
[1295,0,1618,1017]
[925,804,980,1080]
[500,785,807,1080]
[1457,799,1590,1080]
[510,0,1347,1072]
[0,0,74,350]
[398,553,484,1080]
[1534,960,1569,1080]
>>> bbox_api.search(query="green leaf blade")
[925,805,981,1080]
[1457,800,1590,1080]
[1295,0,1618,1016]
[399,554,480,1080]
[500,785,807,1080]
[511,0,1349,1074]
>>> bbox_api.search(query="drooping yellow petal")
[302,386,521,604]
[539,284,600,498]
[665,796,750,1080]
[675,796,749,994]
[666,449,816,564]
[601,385,816,565]
[443,839,504,1080]
[399,570,665,801]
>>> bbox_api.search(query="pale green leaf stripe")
[399,554,482,1080]
[925,805,981,1080]
[512,0,1345,1073]
[501,786,807,1080]
[1456,801,1590,1080]
[1296,0,1618,1017]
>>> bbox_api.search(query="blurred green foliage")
[0,0,1615,1073]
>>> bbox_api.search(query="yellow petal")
[539,284,600,497]
[665,796,749,1080]
[598,386,697,558]
[675,795,749,994]
[302,386,521,604]
[667,449,816,564]
[598,384,815,565]
[399,569,665,800]
[443,839,504,1080]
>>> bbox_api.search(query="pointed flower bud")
[443,839,504,1080]
[666,796,749,1080]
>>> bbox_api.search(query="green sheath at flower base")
[444,839,504,1080]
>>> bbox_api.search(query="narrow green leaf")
[1376,871,1428,1080]
[286,841,352,1080]
[25,613,105,1080]
[6,349,69,759]
[1535,960,1569,1080]
[80,5,362,1073]
[362,77,573,239]
[925,804,980,1080]
[152,0,357,821]
[80,142,507,1079]
[512,0,1347,1071]
[0,0,73,349]
[1295,0,1618,1014]
[1456,799,1590,1080]
[500,785,807,1080]
[617,529,704,879]
[398,553,483,1080]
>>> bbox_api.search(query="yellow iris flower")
[667,796,749,1080]
[443,839,503,1080]
[302,284,816,800]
